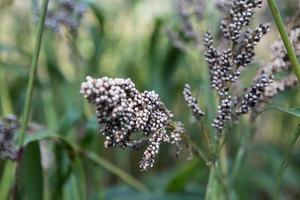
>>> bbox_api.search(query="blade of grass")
[19,0,49,146]
[267,0,300,81]
[274,125,300,200]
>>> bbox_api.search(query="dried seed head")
[81,76,184,170]
[212,97,232,131]
[221,0,263,41]
[234,23,271,68]
[183,84,205,119]
[236,74,273,114]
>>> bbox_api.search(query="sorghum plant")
[174,0,299,198]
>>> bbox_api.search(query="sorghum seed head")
[81,76,184,170]
[183,84,205,120]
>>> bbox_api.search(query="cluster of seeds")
[81,76,183,170]
[0,115,19,161]
[33,0,87,33]
[212,97,232,131]
[235,24,270,68]
[183,84,205,120]
[236,74,273,114]
[221,0,263,42]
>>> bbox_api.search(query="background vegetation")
[0,0,300,199]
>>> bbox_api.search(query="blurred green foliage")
[0,0,300,200]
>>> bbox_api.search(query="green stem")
[267,0,300,81]
[231,115,256,188]
[205,166,215,200]
[19,0,49,146]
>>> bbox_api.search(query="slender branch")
[19,0,49,146]
[267,0,300,81]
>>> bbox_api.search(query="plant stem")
[205,165,215,200]
[231,114,256,185]
[19,0,49,146]
[267,0,300,81]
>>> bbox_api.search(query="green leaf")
[19,141,44,200]
[273,106,300,118]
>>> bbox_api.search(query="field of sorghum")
[0,0,300,199]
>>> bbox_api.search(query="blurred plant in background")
[0,0,300,200]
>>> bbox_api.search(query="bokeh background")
[0,0,300,199]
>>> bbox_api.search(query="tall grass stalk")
[267,0,300,82]
[0,1,49,199]
[19,0,49,146]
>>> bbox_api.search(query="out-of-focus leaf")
[78,148,149,192]
[63,174,81,200]
[273,106,300,118]
[90,3,105,31]
[161,45,182,82]
[149,18,163,60]
[165,160,201,192]
[57,109,83,136]
[43,33,65,81]
[19,141,44,200]
[275,125,300,200]
[0,43,30,57]
[106,186,199,200]
[72,157,87,200]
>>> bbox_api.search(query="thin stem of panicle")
[267,0,300,82]
[19,0,49,146]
